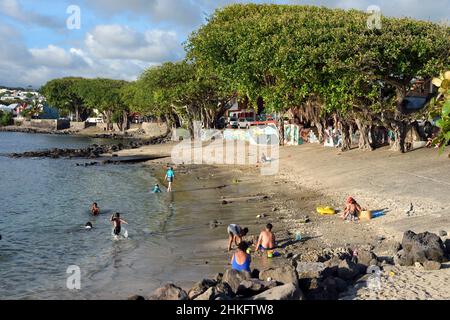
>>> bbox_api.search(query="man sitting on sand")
[227,224,249,251]
[341,197,362,221]
[255,223,276,252]
[90,202,100,216]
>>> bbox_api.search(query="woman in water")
[231,242,251,273]
[110,213,128,237]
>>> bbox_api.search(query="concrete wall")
[141,122,168,137]
[69,121,96,131]
[21,119,70,130]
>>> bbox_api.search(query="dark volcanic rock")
[249,283,304,301]
[337,259,360,281]
[236,279,278,297]
[188,279,217,300]
[149,283,188,300]
[222,269,251,294]
[396,231,446,266]
[259,265,299,287]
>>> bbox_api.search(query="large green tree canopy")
[187,4,450,151]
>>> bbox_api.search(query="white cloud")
[84,0,203,27]
[85,25,182,62]
[0,21,182,88]
[0,0,62,29]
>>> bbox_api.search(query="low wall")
[70,121,87,130]
[21,119,70,130]
[141,122,168,137]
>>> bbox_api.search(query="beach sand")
[114,140,450,300]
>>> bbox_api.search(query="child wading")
[110,213,128,238]
[165,166,175,192]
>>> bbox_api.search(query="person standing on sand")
[165,166,175,192]
[255,223,275,252]
[227,224,249,251]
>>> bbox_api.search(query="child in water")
[152,184,162,193]
[165,166,175,192]
[90,202,100,216]
[110,213,128,237]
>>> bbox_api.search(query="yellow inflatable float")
[316,206,336,215]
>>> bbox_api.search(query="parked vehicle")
[229,116,239,128]
[86,117,104,124]
[238,118,253,129]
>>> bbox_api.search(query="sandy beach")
[114,140,450,300]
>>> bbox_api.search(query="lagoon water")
[0,132,262,299]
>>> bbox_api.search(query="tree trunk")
[122,110,129,132]
[390,121,408,153]
[315,120,326,144]
[340,121,352,152]
[355,118,374,151]
[75,106,80,122]
[277,114,285,146]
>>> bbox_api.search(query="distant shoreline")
[0,125,136,140]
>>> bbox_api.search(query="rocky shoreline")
[6,134,169,159]
[136,230,450,301]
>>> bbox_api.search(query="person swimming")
[255,223,276,252]
[90,202,100,216]
[152,184,162,193]
[110,213,128,237]
[85,222,93,230]
[231,241,251,273]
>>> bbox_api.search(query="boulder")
[188,279,217,300]
[337,259,360,281]
[259,265,299,287]
[313,277,339,300]
[249,283,304,300]
[194,283,233,300]
[296,262,327,279]
[439,230,447,237]
[423,260,441,271]
[394,249,414,266]
[398,231,446,265]
[222,269,251,294]
[236,279,278,297]
[149,283,188,300]
[445,239,450,256]
[354,248,378,267]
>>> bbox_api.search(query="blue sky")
[0,0,449,88]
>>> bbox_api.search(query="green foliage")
[432,71,450,151]
[187,3,450,120]
[0,110,13,126]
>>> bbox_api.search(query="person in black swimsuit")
[110,213,128,236]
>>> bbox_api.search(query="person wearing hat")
[341,197,362,221]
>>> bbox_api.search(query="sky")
[0,0,449,88]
